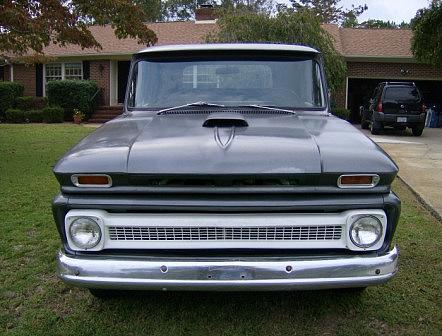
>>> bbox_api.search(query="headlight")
[350,215,383,248]
[69,217,102,249]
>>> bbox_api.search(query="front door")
[117,61,131,104]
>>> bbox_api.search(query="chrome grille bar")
[108,225,342,241]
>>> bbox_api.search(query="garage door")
[347,78,442,123]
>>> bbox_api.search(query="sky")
[339,0,431,23]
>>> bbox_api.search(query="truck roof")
[136,43,320,55]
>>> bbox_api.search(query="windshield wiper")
[157,101,225,115]
[236,104,297,114]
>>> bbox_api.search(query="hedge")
[332,108,351,120]
[5,109,44,123]
[46,80,98,120]
[0,82,24,117]
[42,106,64,123]
[26,110,44,122]
[16,96,48,111]
[5,109,26,123]
[5,106,64,123]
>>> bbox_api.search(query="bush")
[46,80,98,120]
[332,108,351,120]
[26,110,44,123]
[5,108,44,123]
[5,108,25,123]
[0,82,24,117]
[16,96,48,111]
[42,106,64,123]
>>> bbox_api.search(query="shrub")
[26,109,44,123]
[46,80,98,120]
[16,96,48,111]
[5,108,26,123]
[0,82,24,117]
[5,109,44,123]
[42,106,64,123]
[332,108,351,120]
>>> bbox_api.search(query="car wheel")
[412,126,424,136]
[370,120,382,135]
[89,288,118,299]
[360,115,369,129]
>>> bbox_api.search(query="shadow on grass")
[78,288,371,335]
[91,288,365,317]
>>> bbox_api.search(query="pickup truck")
[53,44,400,297]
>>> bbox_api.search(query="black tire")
[370,120,382,135]
[360,107,369,129]
[412,126,424,136]
[89,288,118,299]
[361,115,369,129]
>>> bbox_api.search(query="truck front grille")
[108,225,343,241]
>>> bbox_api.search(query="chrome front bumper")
[57,246,398,291]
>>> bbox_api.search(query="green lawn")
[0,124,441,336]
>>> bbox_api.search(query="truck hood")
[54,112,398,176]
[128,114,321,174]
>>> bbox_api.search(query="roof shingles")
[41,21,413,59]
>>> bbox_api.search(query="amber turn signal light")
[337,174,380,188]
[71,174,112,187]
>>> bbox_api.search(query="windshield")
[127,55,325,109]
[384,87,421,103]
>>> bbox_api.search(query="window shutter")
[83,61,90,80]
[0,66,4,81]
[36,64,43,97]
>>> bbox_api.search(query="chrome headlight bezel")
[349,215,384,249]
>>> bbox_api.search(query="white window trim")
[43,62,83,96]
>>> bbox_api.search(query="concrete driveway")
[360,126,442,220]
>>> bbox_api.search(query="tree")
[411,0,442,66]
[291,0,367,24]
[359,20,401,29]
[342,18,412,29]
[342,12,358,28]
[160,0,275,21]
[0,0,157,61]
[136,0,164,22]
[207,8,347,90]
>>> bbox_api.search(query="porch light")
[71,174,112,187]
[337,174,380,188]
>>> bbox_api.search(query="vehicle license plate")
[397,117,407,122]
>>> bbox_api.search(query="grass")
[0,124,441,336]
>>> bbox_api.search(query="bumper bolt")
[285,265,293,273]
[160,265,168,273]
[375,269,381,275]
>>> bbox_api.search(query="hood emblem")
[214,127,235,149]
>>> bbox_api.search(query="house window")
[64,63,83,80]
[45,62,82,81]
[45,63,63,82]
[44,62,83,94]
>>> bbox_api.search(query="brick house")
[1,13,441,122]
